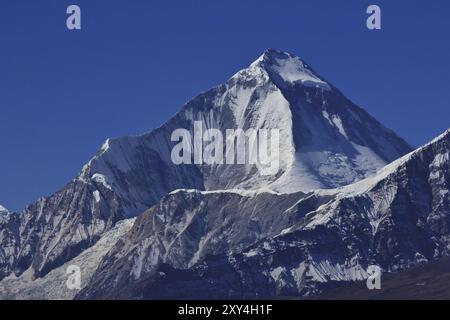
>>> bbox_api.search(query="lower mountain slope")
[312,256,450,300]
[77,129,450,299]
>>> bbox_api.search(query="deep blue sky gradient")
[1,0,449,211]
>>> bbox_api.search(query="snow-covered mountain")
[0,218,135,299]
[0,206,19,280]
[0,205,9,215]
[77,129,450,299]
[77,48,412,215]
[0,49,412,284]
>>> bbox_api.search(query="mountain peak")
[250,49,330,90]
[0,49,413,284]
[263,48,293,58]
[256,48,298,61]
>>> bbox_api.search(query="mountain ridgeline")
[2,49,443,300]
[78,129,450,299]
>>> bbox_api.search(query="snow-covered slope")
[0,49,411,282]
[78,48,412,215]
[78,129,450,299]
[0,218,135,300]
[0,205,9,215]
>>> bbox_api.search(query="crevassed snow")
[283,128,450,235]
[317,128,450,198]
[271,143,386,194]
[250,49,330,90]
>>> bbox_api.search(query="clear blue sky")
[1,0,449,211]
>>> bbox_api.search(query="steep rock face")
[0,207,20,280]
[14,180,125,277]
[78,130,450,299]
[0,49,411,280]
[74,190,314,298]
[0,218,135,300]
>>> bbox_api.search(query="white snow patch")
[243,249,259,258]
[0,204,9,214]
[270,266,285,281]
[168,188,283,198]
[269,55,330,90]
[431,152,449,168]
[92,190,101,203]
